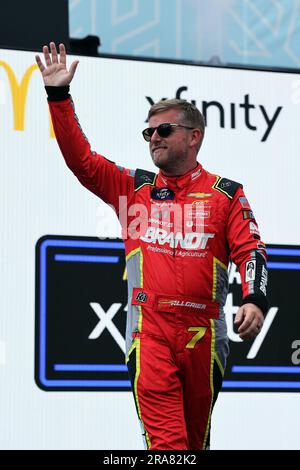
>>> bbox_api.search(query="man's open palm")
[35,42,79,86]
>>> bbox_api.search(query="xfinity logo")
[35,236,129,391]
[291,340,300,365]
[146,86,282,142]
[225,292,279,359]
[140,228,214,249]
[89,303,125,353]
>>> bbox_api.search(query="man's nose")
[150,129,162,143]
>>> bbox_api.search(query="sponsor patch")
[213,177,241,199]
[188,193,212,198]
[188,210,210,218]
[192,200,210,205]
[159,300,207,310]
[220,181,231,189]
[245,260,256,282]
[260,266,268,296]
[135,291,148,303]
[151,187,175,200]
[249,221,260,236]
[191,168,202,180]
[243,210,255,220]
[134,169,156,191]
[140,228,214,249]
[141,174,153,183]
[118,166,136,177]
[239,196,251,209]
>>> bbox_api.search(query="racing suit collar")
[157,163,202,190]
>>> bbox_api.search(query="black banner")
[224,244,300,392]
[35,237,300,392]
[35,235,128,391]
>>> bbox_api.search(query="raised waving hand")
[35,42,79,86]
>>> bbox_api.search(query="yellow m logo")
[0,61,54,137]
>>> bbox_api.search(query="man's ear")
[190,128,202,147]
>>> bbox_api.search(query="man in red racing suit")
[36,43,268,450]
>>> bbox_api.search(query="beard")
[151,147,188,175]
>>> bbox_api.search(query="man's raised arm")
[35,42,134,212]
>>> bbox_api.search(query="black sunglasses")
[142,123,194,142]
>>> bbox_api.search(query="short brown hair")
[148,99,205,151]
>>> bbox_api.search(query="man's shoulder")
[112,165,157,191]
[203,167,242,200]
[134,168,157,192]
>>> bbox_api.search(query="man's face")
[148,109,192,173]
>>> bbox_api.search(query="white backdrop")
[0,48,299,449]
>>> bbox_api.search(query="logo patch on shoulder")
[249,221,260,236]
[134,168,156,191]
[140,174,153,183]
[151,188,175,200]
[239,197,251,209]
[212,177,241,199]
[243,210,255,220]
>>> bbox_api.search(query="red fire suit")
[46,86,268,450]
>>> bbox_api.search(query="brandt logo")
[146,86,282,142]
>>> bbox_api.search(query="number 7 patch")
[186,327,207,349]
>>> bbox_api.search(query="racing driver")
[36,43,268,450]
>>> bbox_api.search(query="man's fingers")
[59,43,66,65]
[236,303,264,340]
[239,331,255,340]
[50,42,58,63]
[35,55,45,73]
[239,318,262,340]
[69,60,79,80]
[239,322,260,340]
[234,307,244,326]
[238,312,254,333]
[43,45,52,66]
[239,327,255,340]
